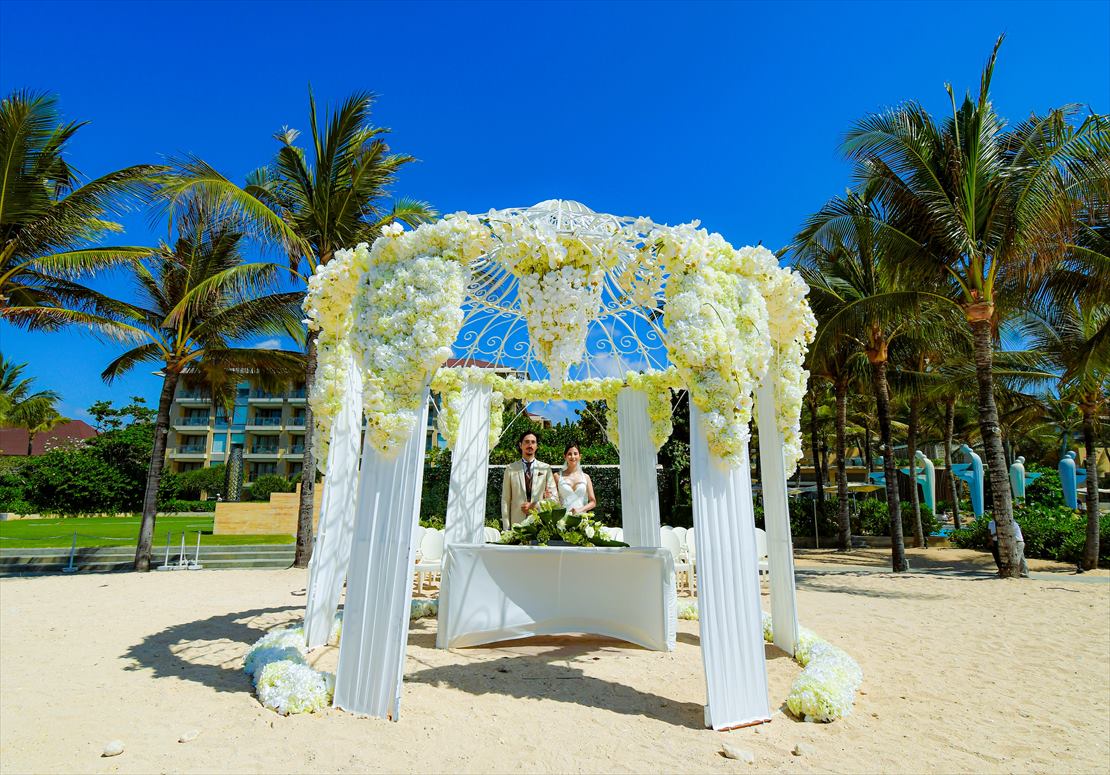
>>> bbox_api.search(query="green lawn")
[0,515,294,548]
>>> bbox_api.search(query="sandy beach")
[1,550,1107,774]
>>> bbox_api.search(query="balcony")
[175,391,211,405]
[248,390,284,405]
[245,416,283,432]
[288,444,306,456]
[288,388,306,404]
[173,417,210,431]
[287,415,306,430]
[244,446,281,460]
[170,446,208,460]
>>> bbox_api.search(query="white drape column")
[437,384,492,649]
[617,388,661,548]
[690,402,771,730]
[333,387,431,720]
[443,383,492,549]
[303,354,364,648]
[754,377,799,656]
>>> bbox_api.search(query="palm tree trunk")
[1081,401,1100,570]
[293,329,319,569]
[810,395,824,507]
[26,433,33,457]
[908,397,924,548]
[872,359,908,572]
[135,371,179,572]
[944,397,961,529]
[864,423,873,475]
[969,318,1021,577]
[835,376,851,552]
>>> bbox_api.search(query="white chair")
[412,524,426,553]
[613,527,624,542]
[672,526,687,551]
[660,528,693,595]
[754,527,769,576]
[414,529,444,594]
[483,526,501,543]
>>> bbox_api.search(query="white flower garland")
[306,211,813,470]
[244,600,440,716]
[430,366,680,451]
[677,604,862,723]
[303,243,371,470]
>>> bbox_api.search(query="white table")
[436,544,677,651]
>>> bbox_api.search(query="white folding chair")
[660,528,693,595]
[754,527,769,576]
[483,526,501,543]
[672,526,688,553]
[414,529,444,594]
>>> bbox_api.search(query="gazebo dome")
[456,200,668,384]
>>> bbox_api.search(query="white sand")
[1,553,1108,774]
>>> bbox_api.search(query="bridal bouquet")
[500,499,627,547]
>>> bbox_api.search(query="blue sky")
[1,0,1107,423]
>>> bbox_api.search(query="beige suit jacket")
[501,459,556,530]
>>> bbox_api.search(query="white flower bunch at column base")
[679,605,862,723]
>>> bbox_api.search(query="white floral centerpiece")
[498,499,626,547]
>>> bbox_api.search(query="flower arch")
[304,200,815,471]
[300,200,824,731]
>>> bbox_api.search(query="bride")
[556,443,597,515]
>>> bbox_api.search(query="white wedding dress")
[559,478,589,513]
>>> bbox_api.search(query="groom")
[501,430,556,530]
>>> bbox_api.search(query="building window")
[178,435,206,453]
[288,435,305,454]
[250,462,278,479]
[212,435,227,454]
[252,409,282,426]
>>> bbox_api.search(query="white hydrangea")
[256,660,335,715]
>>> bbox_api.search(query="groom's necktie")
[523,460,533,501]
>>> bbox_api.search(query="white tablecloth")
[437,544,677,651]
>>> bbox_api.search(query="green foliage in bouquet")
[499,500,628,547]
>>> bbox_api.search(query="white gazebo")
[298,200,815,729]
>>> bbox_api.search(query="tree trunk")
[135,371,179,572]
[908,397,925,548]
[26,433,33,457]
[969,317,1022,577]
[293,329,320,569]
[864,423,873,475]
[810,395,824,507]
[1081,401,1101,570]
[835,376,851,552]
[872,359,908,572]
[945,397,961,529]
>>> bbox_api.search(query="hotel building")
[164,359,534,482]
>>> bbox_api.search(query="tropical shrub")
[247,475,296,502]
[950,503,1110,566]
[1024,464,1064,508]
[159,498,218,513]
[856,499,940,537]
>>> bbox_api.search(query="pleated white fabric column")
[303,355,363,649]
[690,402,771,730]
[333,387,430,720]
[443,383,492,550]
[754,377,799,655]
[617,388,662,548]
[437,384,492,649]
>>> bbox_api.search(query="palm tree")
[162,90,435,568]
[1021,297,1109,569]
[805,337,866,551]
[0,90,161,329]
[793,185,948,571]
[21,402,65,455]
[38,204,308,570]
[0,354,61,431]
[841,37,1098,577]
